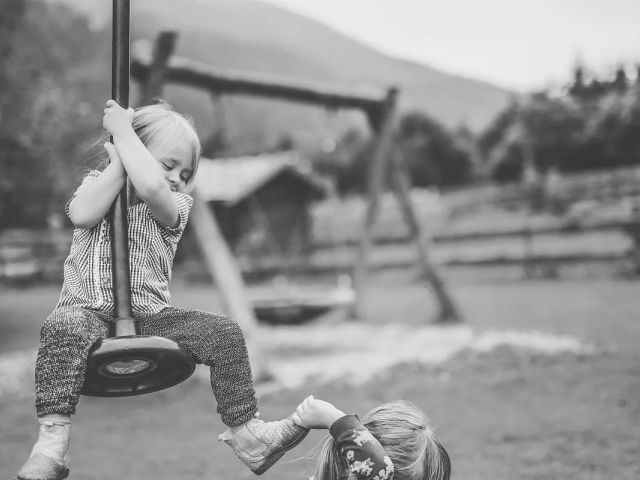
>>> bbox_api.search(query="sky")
[262,0,640,92]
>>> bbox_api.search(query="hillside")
[49,0,511,151]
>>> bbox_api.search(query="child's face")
[147,140,194,193]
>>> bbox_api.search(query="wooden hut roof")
[195,152,328,206]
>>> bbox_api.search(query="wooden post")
[190,193,269,380]
[623,201,640,275]
[389,151,461,322]
[138,31,176,104]
[350,88,398,319]
[630,227,640,275]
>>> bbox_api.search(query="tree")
[312,126,371,195]
[481,66,640,183]
[0,0,107,228]
[397,111,473,188]
[313,112,475,195]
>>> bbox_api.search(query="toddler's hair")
[94,99,201,191]
[315,400,450,480]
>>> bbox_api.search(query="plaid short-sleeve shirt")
[56,170,194,315]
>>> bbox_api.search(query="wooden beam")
[131,39,387,114]
[625,205,640,275]
[189,181,269,380]
[137,31,176,104]
[315,218,640,248]
[351,89,461,322]
[350,87,398,319]
[389,151,461,322]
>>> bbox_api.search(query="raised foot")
[219,417,309,475]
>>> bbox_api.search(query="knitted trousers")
[35,306,258,426]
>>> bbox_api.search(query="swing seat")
[251,285,355,325]
[82,335,196,397]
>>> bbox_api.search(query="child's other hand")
[291,395,345,429]
[102,99,135,137]
[103,141,124,171]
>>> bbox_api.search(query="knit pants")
[35,306,258,426]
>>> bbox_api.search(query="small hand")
[102,99,135,138]
[103,141,125,174]
[291,395,345,430]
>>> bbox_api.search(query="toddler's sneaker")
[16,416,71,480]
[219,417,309,475]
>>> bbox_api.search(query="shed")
[195,152,327,267]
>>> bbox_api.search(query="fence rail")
[3,165,640,282]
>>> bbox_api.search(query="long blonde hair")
[315,401,450,480]
[95,99,201,191]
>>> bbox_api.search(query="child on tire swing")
[16,99,307,480]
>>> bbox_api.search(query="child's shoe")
[219,417,309,475]
[16,415,71,480]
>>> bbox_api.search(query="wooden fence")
[310,165,640,276]
[0,229,70,283]
[3,166,640,282]
[444,164,640,215]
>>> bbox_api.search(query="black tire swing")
[81,0,195,397]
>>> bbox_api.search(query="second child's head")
[317,400,450,480]
[132,100,201,193]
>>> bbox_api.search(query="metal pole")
[81,0,196,396]
[110,0,135,336]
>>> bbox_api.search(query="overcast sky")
[262,0,640,91]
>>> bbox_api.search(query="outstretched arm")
[292,396,394,480]
[102,100,179,227]
[329,415,394,480]
[67,143,125,228]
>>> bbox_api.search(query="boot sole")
[17,466,69,480]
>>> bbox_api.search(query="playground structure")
[195,153,353,324]
[131,31,461,323]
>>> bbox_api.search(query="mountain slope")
[50,0,511,147]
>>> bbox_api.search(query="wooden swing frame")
[132,31,460,322]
